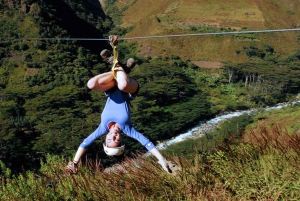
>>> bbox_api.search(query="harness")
[109,35,119,79]
[108,35,134,108]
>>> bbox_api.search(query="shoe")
[118,58,135,74]
[66,161,78,174]
[100,49,114,65]
[121,63,131,74]
[112,58,135,74]
[126,58,135,69]
[100,49,111,59]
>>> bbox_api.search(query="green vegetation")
[1,104,300,200]
[0,0,214,171]
[0,1,300,199]
[1,0,300,172]
[122,0,300,62]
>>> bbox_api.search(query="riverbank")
[156,99,300,150]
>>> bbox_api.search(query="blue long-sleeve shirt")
[80,87,155,151]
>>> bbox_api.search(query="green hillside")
[0,0,300,200]
[0,0,213,172]
[1,104,299,200]
[1,0,300,175]
[117,0,300,64]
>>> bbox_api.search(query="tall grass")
[1,125,299,200]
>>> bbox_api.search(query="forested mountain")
[0,0,111,171]
[0,0,300,173]
[0,0,211,172]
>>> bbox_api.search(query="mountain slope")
[118,0,300,63]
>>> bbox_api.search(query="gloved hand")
[66,161,78,174]
[150,148,180,175]
[158,159,181,175]
[158,159,171,174]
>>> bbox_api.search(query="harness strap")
[108,35,135,108]
[109,35,119,79]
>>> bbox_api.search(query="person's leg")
[115,68,138,94]
[87,65,138,93]
[87,71,116,91]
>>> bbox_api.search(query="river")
[156,99,300,150]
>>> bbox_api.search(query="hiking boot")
[100,49,111,59]
[100,49,112,60]
[117,58,135,74]
[126,58,135,69]
[100,49,114,65]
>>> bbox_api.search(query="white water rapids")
[155,99,300,150]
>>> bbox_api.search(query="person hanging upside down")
[66,56,173,174]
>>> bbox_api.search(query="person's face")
[105,129,121,148]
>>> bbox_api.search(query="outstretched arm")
[66,125,107,174]
[73,147,86,163]
[123,125,171,173]
[150,148,171,173]
[65,147,86,174]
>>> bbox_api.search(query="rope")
[109,35,119,79]
[16,28,300,41]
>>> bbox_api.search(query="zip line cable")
[12,28,300,41]
[122,28,300,40]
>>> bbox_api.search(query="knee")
[117,80,128,91]
[86,80,95,89]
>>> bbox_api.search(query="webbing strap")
[109,35,119,79]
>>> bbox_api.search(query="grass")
[19,16,39,38]
[120,0,300,63]
[1,104,300,200]
[246,102,300,136]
